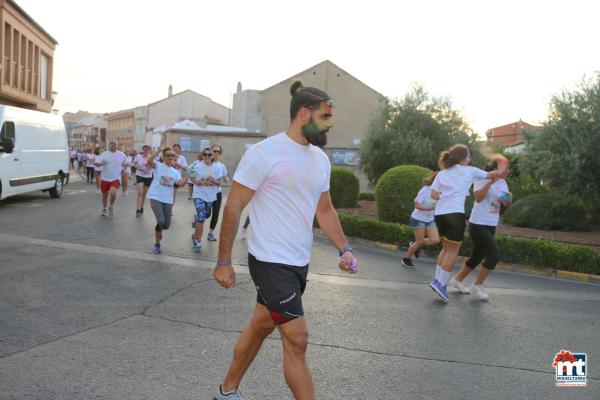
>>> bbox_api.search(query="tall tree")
[360,85,477,184]
[522,74,600,198]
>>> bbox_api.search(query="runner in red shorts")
[94,140,128,217]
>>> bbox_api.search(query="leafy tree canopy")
[522,74,600,198]
[360,85,478,184]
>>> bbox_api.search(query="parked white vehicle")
[0,105,69,200]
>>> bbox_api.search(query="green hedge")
[375,165,431,224]
[502,193,591,231]
[330,167,359,208]
[358,192,375,201]
[319,213,600,275]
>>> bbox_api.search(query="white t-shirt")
[190,160,222,202]
[91,154,103,172]
[86,153,95,168]
[411,185,436,222]
[134,154,153,178]
[469,178,509,226]
[147,161,182,204]
[174,154,188,171]
[212,161,228,193]
[123,155,133,174]
[432,165,488,216]
[97,151,126,181]
[234,132,331,267]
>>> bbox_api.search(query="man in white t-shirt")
[95,140,127,217]
[212,81,358,400]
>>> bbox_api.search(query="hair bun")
[290,80,303,96]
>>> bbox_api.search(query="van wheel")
[49,175,64,198]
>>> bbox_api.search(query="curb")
[314,228,600,284]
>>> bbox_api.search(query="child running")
[429,144,504,302]
[401,172,440,268]
[448,156,512,300]
[146,147,189,254]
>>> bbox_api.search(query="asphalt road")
[0,178,598,399]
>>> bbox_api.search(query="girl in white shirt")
[93,147,103,194]
[448,156,512,300]
[121,149,133,195]
[133,145,154,217]
[401,172,440,268]
[146,147,189,254]
[429,144,504,302]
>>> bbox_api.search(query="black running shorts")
[434,213,466,243]
[135,175,153,187]
[248,253,308,324]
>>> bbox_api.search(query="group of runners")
[400,144,511,302]
[72,80,512,400]
[77,140,229,255]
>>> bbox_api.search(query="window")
[332,149,360,166]
[0,121,16,153]
[40,54,48,100]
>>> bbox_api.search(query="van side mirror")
[0,137,14,153]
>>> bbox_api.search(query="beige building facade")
[0,0,57,112]
[161,127,266,177]
[147,89,230,131]
[71,114,107,150]
[105,108,134,149]
[260,60,384,189]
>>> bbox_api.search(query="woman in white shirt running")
[133,145,154,217]
[429,144,504,303]
[448,156,512,300]
[146,147,189,254]
[401,172,440,268]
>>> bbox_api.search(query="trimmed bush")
[315,213,600,275]
[502,193,591,231]
[375,165,431,224]
[330,167,359,208]
[358,192,375,201]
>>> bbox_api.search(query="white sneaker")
[471,284,490,301]
[101,208,108,217]
[213,386,246,400]
[449,278,471,294]
[108,206,114,217]
[96,189,101,194]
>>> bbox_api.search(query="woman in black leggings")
[449,156,512,300]
[206,145,229,241]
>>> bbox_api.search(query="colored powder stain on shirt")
[159,176,174,187]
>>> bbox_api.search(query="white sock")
[439,269,452,286]
[435,265,442,280]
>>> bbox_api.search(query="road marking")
[0,233,598,299]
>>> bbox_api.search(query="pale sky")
[18,0,600,135]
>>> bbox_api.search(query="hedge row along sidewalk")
[316,212,600,281]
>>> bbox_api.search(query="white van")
[0,105,69,200]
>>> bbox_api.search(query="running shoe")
[136,209,142,217]
[429,279,449,302]
[401,257,414,268]
[471,284,490,301]
[108,206,114,217]
[213,386,246,400]
[153,244,161,254]
[207,232,217,241]
[191,234,202,252]
[101,208,108,217]
[449,278,471,294]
